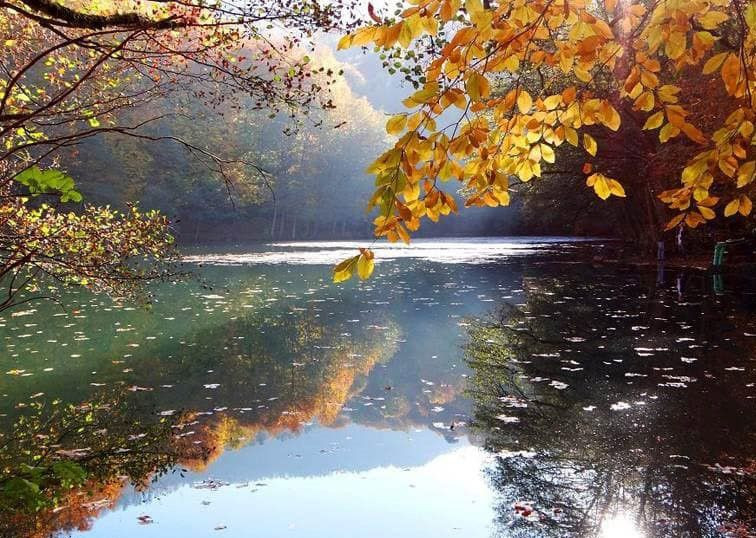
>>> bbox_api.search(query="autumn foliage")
[334,0,756,280]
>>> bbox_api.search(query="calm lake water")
[1,238,754,537]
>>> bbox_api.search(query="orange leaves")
[721,53,743,96]
[724,195,753,217]
[701,51,746,98]
[339,0,753,249]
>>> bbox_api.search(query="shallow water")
[0,238,754,537]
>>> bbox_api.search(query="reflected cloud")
[182,237,601,265]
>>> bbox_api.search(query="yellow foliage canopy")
[334,0,756,282]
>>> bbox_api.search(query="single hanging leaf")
[357,253,375,279]
[702,52,727,74]
[583,134,597,156]
[333,256,359,283]
[516,91,533,114]
[386,114,407,135]
[643,111,664,130]
[739,195,752,216]
[721,53,741,95]
[737,161,755,187]
[724,198,740,217]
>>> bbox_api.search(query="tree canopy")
[0,0,356,308]
[333,0,756,281]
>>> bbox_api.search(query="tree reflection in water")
[0,305,402,537]
[466,268,756,537]
[0,390,192,537]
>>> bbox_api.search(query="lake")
[1,238,754,537]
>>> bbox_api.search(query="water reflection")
[2,249,519,536]
[0,389,190,537]
[466,266,756,537]
[0,240,753,537]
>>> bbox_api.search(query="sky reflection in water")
[0,238,753,537]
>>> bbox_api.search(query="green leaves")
[52,461,87,489]
[14,166,83,203]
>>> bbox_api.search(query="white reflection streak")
[599,512,645,538]
[182,238,598,266]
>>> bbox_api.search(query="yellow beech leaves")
[333,248,375,283]
[334,0,756,281]
[586,173,626,200]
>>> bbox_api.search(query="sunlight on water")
[599,513,645,538]
[182,237,601,265]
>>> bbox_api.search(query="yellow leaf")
[698,10,730,30]
[357,253,375,279]
[747,2,756,29]
[492,188,510,205]
[737,161,755,187]
[603,105,621,131]
[634,91,655,112]
[739,195,753,216]
[608,179,626,197]
[543,95,562,111]
[352,27,378,46]
[564,127,578,146]
[724,198,740,217]
[698,205,715,220]
[333,256,359,283]
[337,35,353,50]
[465,72,490,101]
[659,123,680,143]
[643,111,664,130]
[665,32,686,60]
[465,0,484,15]
[702,52,727,74]
[593,176,610,200]
[583,133,597,156]
[398,22,413,48]
[517,91,533,114]
[541,144,555,164]
[386,114,407,135]
[594,20,614,39]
